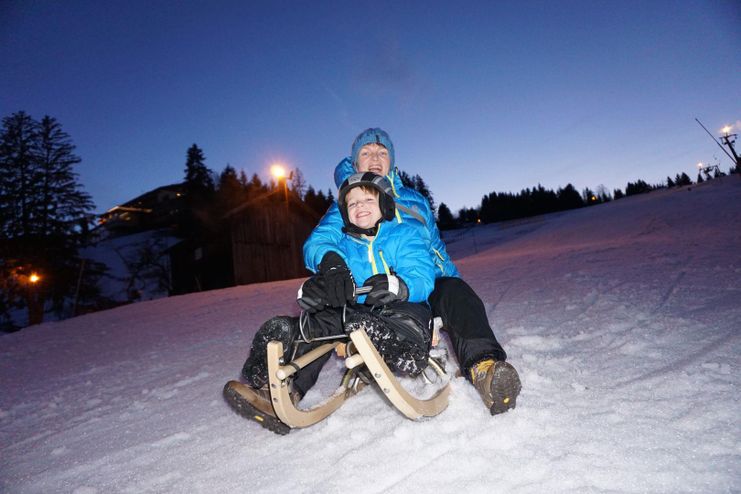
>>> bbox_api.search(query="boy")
[225,172,437,433]
[304,128,521,416]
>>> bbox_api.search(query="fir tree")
[437,202,456,230]
[184,144,214,197]
[215,164,244,215]
[290,168,307,200]
[0,112,97,329]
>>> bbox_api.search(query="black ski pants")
[429,277,507,378]
[292,302,430,396]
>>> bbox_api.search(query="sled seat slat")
[274,342,342,380]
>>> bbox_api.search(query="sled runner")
[265,316,451,430]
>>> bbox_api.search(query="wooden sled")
[265,324,451,430]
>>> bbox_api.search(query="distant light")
[591,195,597,201]
[271,164,286,179]
[721,125,732,135]
[697,162,704,169]
[29,273,40,283]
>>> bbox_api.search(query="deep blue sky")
[2,1,739,215]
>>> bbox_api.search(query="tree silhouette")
[0,112,98,329]
[437,202,456,230]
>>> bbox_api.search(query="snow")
[2,177,740,493]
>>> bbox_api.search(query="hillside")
[2,177,739,493]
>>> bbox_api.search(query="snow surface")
[2,177,740,493]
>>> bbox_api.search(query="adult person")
[305,128,521,415]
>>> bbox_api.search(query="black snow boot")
[345,310,430,376]
[241,316,298,389]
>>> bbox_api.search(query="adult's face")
[355,143,391,176]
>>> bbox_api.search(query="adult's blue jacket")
[303,157,460,279]
[338,220,435,303]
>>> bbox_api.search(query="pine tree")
[290,168,307,200]
[184,144,214,196]
[181,144,215,234]
[399,171,436,211]
[556,184,584,210]
[0,111,40,240]
[0,112,96,329]
[215,164,244,215]
[437,202,456,230]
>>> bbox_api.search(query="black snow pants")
[428,277,507,379]
[292,302,431,396]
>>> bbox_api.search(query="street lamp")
[270,163,293,202]
[29,273,41,284]
[270,164,287,179]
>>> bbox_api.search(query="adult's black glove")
[297,275,328,313]
[362,273,409,306]
[318,251,355,307]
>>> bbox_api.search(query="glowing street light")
[696,162,704,169]
[29,273,41,284]
[270,163,293,203]
[270,164,287,180]
[721,125,733,136]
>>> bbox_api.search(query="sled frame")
[266,327,450,429]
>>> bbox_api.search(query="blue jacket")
[339,220,435,303]
[303,157,460,279]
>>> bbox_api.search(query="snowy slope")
[2,177,739,494]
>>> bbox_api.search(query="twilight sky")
[1,1,739,215]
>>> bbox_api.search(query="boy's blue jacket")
[303,157,460,279]
[338,220,435,303]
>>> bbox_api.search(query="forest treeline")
[2,109,734,329]
[435,168,734,230]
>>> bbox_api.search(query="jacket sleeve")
[302,202,347,273]
[388,224,436,303]
[413,192,461,278]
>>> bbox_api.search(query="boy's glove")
[362,274,409,306]
[297,275,327,313]
[318,251,355,307]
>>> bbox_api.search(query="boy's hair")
[345,184,380,205]
[338,172,396,236]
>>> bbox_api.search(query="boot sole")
[489,362,522,415]
[223,381,291,435]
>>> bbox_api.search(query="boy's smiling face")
[345,186,382,230]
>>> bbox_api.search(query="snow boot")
[470,360,522,415]
[223,380,300,435]
[241,316,299,389]
[345,311,429,376]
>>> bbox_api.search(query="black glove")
[362,273,409,306]
[297,275,328,313]
[318,251,355,307]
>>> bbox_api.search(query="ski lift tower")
[719,125,740,174]
[696,119,741,174]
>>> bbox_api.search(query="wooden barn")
[227,193,320,285]
[169,191,321,294]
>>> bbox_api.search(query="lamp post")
[270,164,293,203]
[20,269,44,326]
